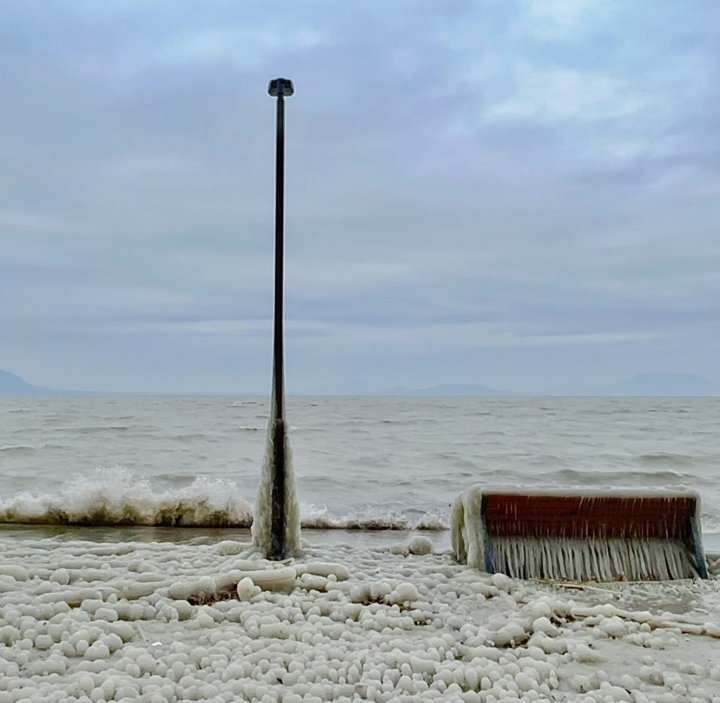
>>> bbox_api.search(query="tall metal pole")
[267,77,294,560]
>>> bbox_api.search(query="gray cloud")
[0,0,718,392]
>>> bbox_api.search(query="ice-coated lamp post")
[268,77,294,560]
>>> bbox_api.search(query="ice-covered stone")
[243,566,296,591]
[388,583,420,605]
[407,536,434,556]
[0,531,716,703]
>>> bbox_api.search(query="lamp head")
[268,78,294,97]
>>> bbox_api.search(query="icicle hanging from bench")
[489,536,698,581]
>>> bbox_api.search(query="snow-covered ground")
[0,533,718,703]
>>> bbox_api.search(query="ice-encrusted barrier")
[452,486,708,581]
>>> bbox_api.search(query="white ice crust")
[0,534,718,702]
[452,486,486,569]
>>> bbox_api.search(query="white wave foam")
[0,467,254,527]
[0,466,713,537]
[702,514,720,535]
[300,504,448,531]
[0,467,447,531]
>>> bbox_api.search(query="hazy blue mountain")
[309,379,383,395]
[3,368,718,397]
[595,373,720,396]
[0,369,77,396]
[384,383,508,396]
[0,369,40,394]
[384,374,720,397]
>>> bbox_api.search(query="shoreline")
[2,522,719,554]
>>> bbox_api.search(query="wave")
[0,471,254,528]
[0,470,448,531]
[74,425,131,433]
[0,445,36,454]
[0,468,712,534]
[703,515,720,535]
[547,467,712,486]
[637,452,706,466]
[300,506,448,531]
[171,432,214,442]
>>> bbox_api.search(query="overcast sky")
[1,0,718,393]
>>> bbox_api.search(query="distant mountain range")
[354,373,720,396]
[1,369,719,396]
[589,373,720,396]
[384,383,507,396]
[386,374,720,396]
[0,369,79,396]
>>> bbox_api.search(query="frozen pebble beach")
[0,533,719,703]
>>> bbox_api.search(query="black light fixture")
[268,78,294,97]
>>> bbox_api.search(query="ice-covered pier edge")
[452,486,709,581]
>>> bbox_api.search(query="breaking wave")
[702,509,720,535]
[301,506,448,531]
[0,470,447,531]
[1,468,711,534]
[0,471,254,528]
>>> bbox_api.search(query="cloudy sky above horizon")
[1,0,718,393]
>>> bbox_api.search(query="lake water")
[1,395,718,548]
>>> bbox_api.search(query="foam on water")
[0,468,448,530]
[0,469,254,528]
[300,505,448,531]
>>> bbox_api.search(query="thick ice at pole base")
[251,416,301,558]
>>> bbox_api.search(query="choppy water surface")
[1,395,718,536]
